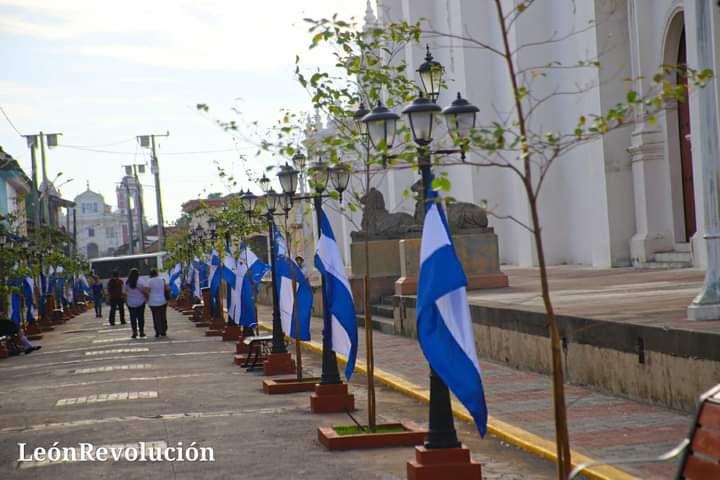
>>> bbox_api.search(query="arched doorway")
[676,29,696,241]
[87,243,99,259]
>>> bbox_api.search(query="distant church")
[73,176,144,259]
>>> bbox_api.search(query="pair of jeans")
[108,299,125,325]
[93,296,103,317]
[128,304,146,336]
[150,304,168,336]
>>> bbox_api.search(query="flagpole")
[419,151,460,449]
[268,218,288,355]
[363,142,377,432]
[314,195,341,385]
[283,215,303,382]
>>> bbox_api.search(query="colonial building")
[346,0,720,269]
[0,147,31,236]
[72,186,129,259]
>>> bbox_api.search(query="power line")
[57,145,248,156]
[0,106,22,136]
[62,138,136,148]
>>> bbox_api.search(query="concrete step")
[674,242,691,253]
[654,251,692,263]
[639,261,693,269]
[370,304,394,319]
[356,314,395,335]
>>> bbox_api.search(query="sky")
[0,0,368,225]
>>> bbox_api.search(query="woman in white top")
[147,268,169,338]
[123,268,148,339]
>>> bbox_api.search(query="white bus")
[89,252,168,285]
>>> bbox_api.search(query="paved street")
[257,305,694,480]
[0,307,557,479]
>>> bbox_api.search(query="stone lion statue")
[411,180,489,232]
[351,188,420,240]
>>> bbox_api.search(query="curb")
[258,321,638,480]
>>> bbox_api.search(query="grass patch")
[333,424,408,436]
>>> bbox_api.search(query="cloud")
[0,0,367,71]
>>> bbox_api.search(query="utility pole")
[138,132,169,252]
[22,132,61,228]
[122,164,147,253]
[124,181,135,255]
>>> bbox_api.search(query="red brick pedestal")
[406,446,482,480]
[310,382,355,413]
[263,352,296,376]
[222,326,243,341]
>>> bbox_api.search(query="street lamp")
[259,173,271,194]
[362,101,400,151]
[364,47,479,452]
[417,45,444,103]
[442,92,480,140]
[402,94,441,147]
[353,102,370,135]
[241,189,258,215]
[292,151,307,171]
[308,158,330,193]
[277,163,300,197]
[207,216,218,240]
[329,162,351,199]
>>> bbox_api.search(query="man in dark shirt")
[107,270,126,325]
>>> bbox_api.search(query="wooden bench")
[570,383,720,479]
[239,334,274,371]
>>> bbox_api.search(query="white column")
[687,0,720,320]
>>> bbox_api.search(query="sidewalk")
[257,306,692,480]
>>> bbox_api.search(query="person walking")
[91,274,104,318]
[107,270,126,325]
[147,268,169,338]
[123,268,148,339]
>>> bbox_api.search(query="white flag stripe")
[419,204,451,263]
[317,234,351,293]
[435,286,481,374]
[279,276,294,335]
[331,314,352,356]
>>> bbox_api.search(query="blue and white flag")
[78,274,91,295]
[240,243,270,294]
[209,249,222,298]
[228,254,257,328]
[223,250,237,289]
[23,276,38,322]
[169,263,182,299]
[416,189,488,436]
[8,278,22,325]
[314,210,357,380]
[192,257,205,299]
[274,226,312,341]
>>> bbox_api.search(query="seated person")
[0,318,42,355]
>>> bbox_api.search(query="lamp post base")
[407,446,482,480]
[263,352,296,376]
[310,383,355,413]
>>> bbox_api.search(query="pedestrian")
[91,274,104,318]
[147,268,170,338]
[123,268,148,339]
[295,256,310,279]
[0,318,42,355]
[107,270,126,325]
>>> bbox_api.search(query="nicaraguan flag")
[209,249,222,298]
[169,263,182,299]
[46,266,56,295]
[230,254,257,328]
[23,276,38,322]
[8,278,22,325]
[417,189,488,436]
[314,210,357,380]
[240,243,270,294]
[274,226,312,340]
[223,250,237,288]
[78,274,91,294]
[192,257,202,299]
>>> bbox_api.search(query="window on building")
[105,227,115,238]
[88,227,95,237]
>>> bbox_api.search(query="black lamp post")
[239,189,259,337]
[279,152,350,386]
[363,46,478,450]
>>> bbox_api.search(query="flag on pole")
[273,226,312,340]
[8,277,22,325]
[78,274,91,295]
[314,210,357,380]
[23,276,38,322]
[169,263,182,299]
[209,249,221,298]
[229,253,257,328]
[416,188,488,436]
[240,243,270,294]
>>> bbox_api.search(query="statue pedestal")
[349,239,405,309]
[395,230,508,295]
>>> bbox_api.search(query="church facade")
[335,0,720,269]
[73,187,129,259]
